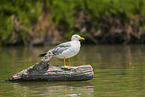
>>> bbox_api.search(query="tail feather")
[38,53,47,57]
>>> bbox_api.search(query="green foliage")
[1,0,145,45]
[0,0,41,45]
[46,0,75,28]
[45,0,145,37]
[0,14,13,44]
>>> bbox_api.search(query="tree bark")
[6,51,94,81]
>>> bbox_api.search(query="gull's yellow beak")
[79,37,85,40]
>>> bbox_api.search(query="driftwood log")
[6,51,94,81]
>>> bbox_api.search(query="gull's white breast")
[57,41,81,59]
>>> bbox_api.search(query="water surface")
[1,45,145,97]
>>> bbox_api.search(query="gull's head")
[71,34,85,41]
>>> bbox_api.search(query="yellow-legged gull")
[39,34,85,68]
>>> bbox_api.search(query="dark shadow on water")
[10,81,94,97]
[12,81,93,87]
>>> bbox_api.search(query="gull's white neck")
[71,40,81,47]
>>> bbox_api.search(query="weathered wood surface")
[6,51,94,81]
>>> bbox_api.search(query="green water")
[1,45,145,97]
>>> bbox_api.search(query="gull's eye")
[75,36,77,38]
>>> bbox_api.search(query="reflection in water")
[1,45,145,96]
[12,82,94,97]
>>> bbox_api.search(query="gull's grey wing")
[50,41,71,55]
[50,47,70,55]
[56,41,71,47]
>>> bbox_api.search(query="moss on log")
[6,51,94,81]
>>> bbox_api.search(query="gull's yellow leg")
[64,57,69,68]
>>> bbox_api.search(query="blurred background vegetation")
[1,0,145,46]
